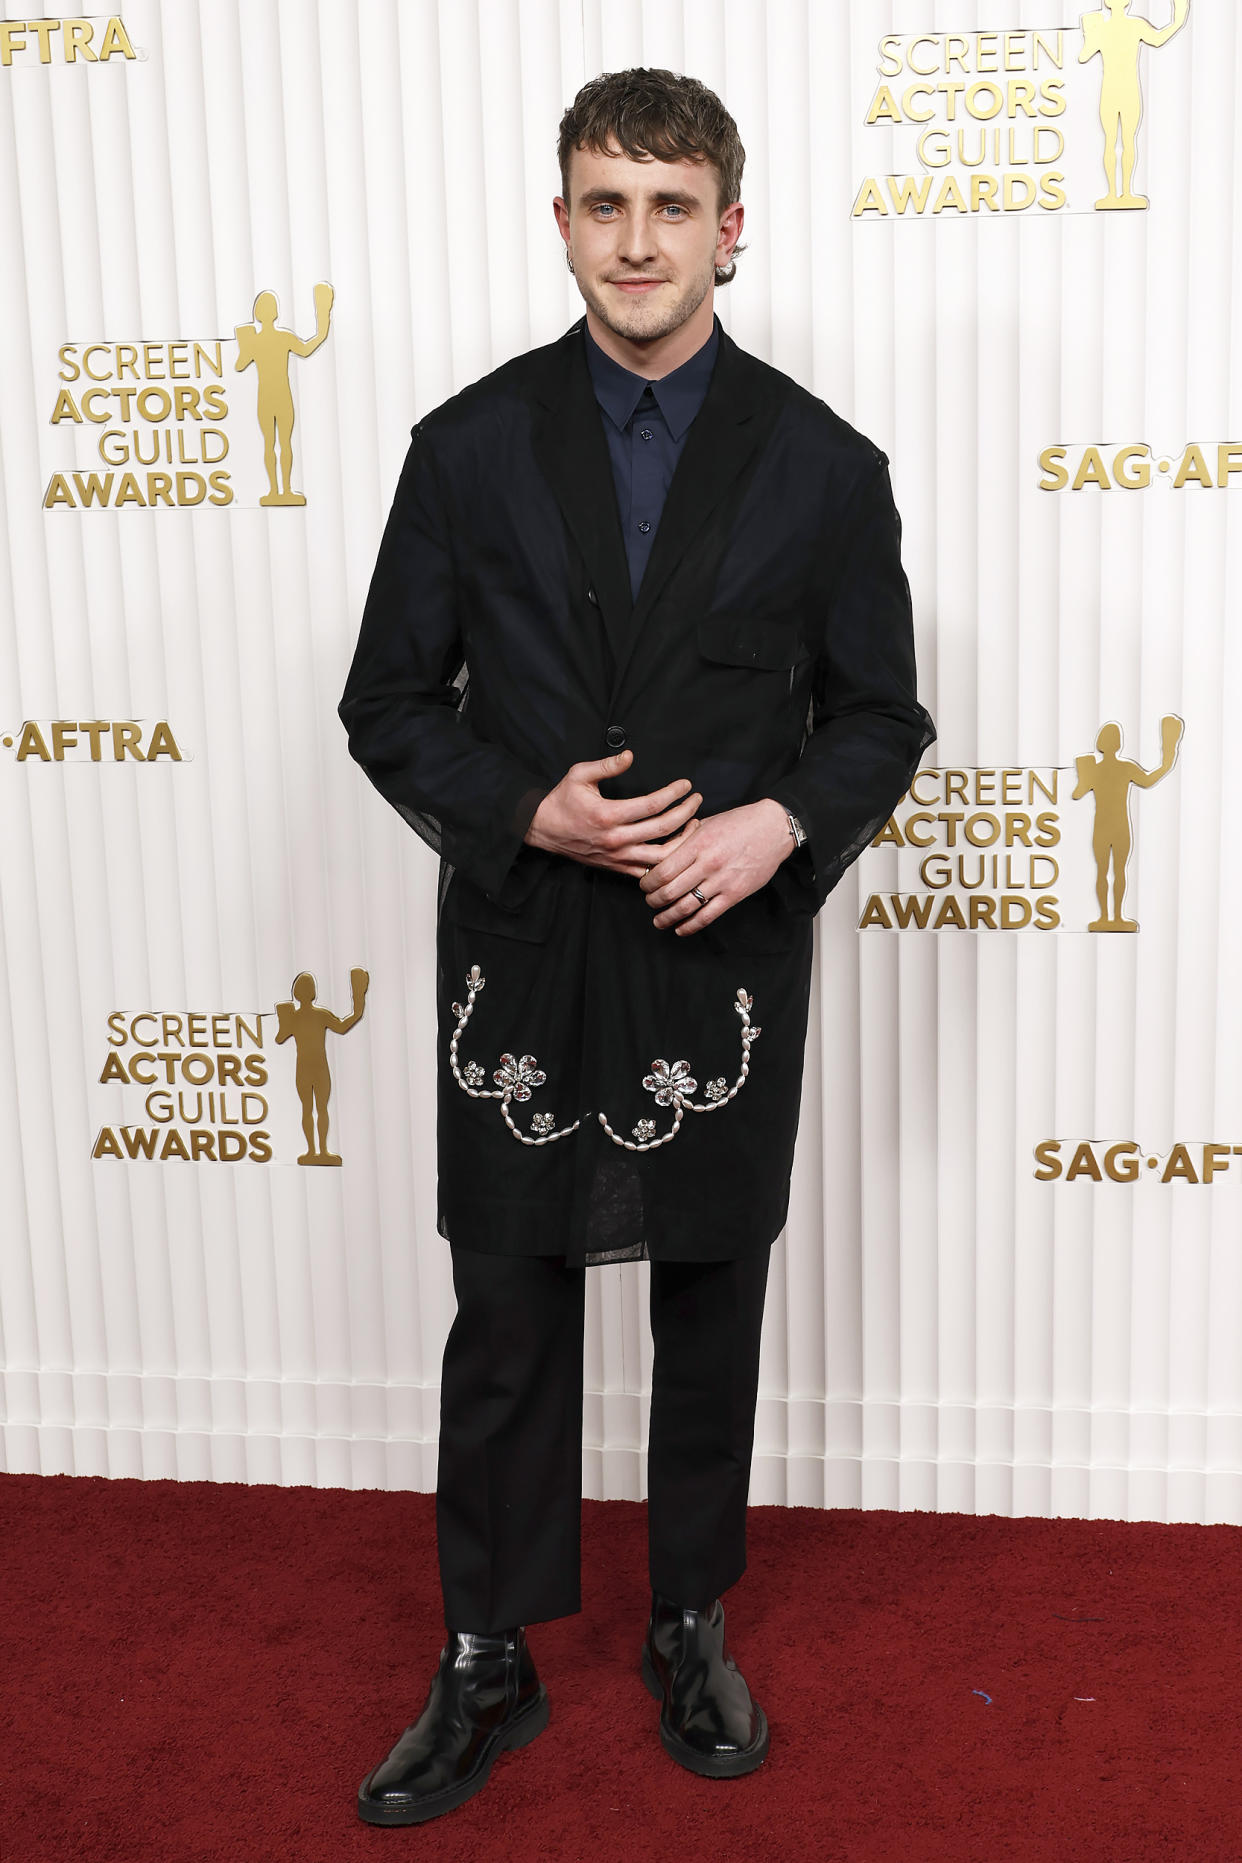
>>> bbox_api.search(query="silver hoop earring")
[565,251,575,275]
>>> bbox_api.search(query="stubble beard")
[576,253,716,348]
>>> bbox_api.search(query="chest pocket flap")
[696,614,810,670]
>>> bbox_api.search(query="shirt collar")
[584,317,719,441]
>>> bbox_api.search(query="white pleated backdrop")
[1,0,1238,1524]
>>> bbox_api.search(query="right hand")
[525,749,702,879]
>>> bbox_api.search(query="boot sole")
[356,1684,550,1825]
[640,1645,769,1778]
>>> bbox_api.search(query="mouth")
[608,279,667,293]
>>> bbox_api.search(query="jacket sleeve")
[767,456,936,913]
[338,424,549,898]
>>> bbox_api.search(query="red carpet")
[1,1473,1240,1862]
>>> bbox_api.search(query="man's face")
[554,142,741,348]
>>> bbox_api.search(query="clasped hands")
[525,748,792,935]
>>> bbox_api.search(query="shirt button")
[637,519,651,534]
[640,429,653,441]
[586,586,599,605]
[605,724,627,749]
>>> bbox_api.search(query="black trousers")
[435,1244,773,1633]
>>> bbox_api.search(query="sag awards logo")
[1034,1139,1242,1185]
[0,719,183,762]
[853,2,1189,220]
[92,968,368,1166]
[1038,444,1242,492]
[859,714,1182,932]
[42,282,334,511]
[0,17,136,64]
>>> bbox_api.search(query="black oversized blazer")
[340,317,935,1265]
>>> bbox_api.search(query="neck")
[583,295,716,379]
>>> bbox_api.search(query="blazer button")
[587,586,599,605]
[605,724,627,749]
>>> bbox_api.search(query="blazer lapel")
[610,329,771,695]
[529,322,633,665]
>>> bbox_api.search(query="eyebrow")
[576,186,701,210]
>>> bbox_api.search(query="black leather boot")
[357,1626,548,1825]
[640,1592,769,1778]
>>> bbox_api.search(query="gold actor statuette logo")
[234,283,333,506]
[1080,0,1189,209]
[275,967,368,1165]
[1072,716,1182,930]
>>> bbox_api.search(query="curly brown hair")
[557,67,746,285]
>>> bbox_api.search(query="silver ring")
[691,886,707,905]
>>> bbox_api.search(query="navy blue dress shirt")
[584,318,720,600]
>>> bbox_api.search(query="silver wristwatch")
[785,810,806,849]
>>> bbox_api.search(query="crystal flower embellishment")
[493,1053,547,1101]
[642,1058,697,1105]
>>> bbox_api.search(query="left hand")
[640,798,793,935]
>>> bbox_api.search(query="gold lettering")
[1217,445,1242,487]
[49,389,83,425]
[1115,445,1151,489]
[1162,1144,1199,1184]
[865,84,903,126]
[64,20,98,63]
[1173,445,1212,490]
[1066,1143,1102,1183]
[1104,1143,1140,1183]
[112,722,145,761]
[908,36,940,78]
[893,896,933,929]
[859,895,893,928]
[1202,1145,1231,1184]
[1038,446,1069,491]
[145,722,183,761]
[933,175,969,215]
[15,721,51,762]
[889,174,934,214]
[114,472,146,507]
[1072,447,1110,490]
[1034,1140,1062,1181]
[98,18,138,61]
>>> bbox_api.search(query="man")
[340,67,934,1826]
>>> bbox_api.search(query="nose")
[616,213,658,266]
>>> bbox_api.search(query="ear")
[552,195,572,249]
[716,200,745,266]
